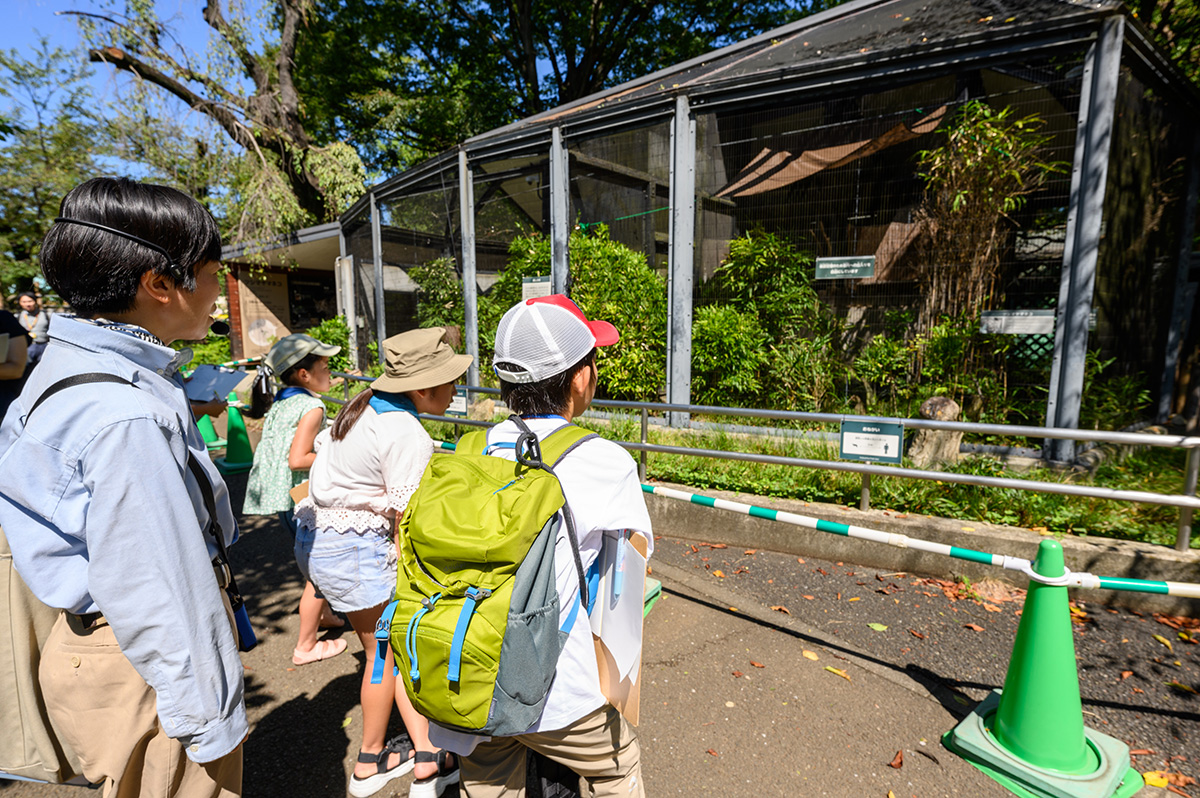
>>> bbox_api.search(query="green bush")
[409,257,465,330]
[706,229,831,341]
[691,305,769,407]
[494,226,667,400]
[175,333,232,366]
[305,315,354,373]
[1080,351,1151,430]
[852,333,911,407]
[767,332,841,413]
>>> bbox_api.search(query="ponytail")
[331,388,373,441]
[245,366,274,419]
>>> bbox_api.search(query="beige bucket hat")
[371,327,473,393]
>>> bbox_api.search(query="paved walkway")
[3,475,1184,797]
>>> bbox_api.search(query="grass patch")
[571,414,1194,550]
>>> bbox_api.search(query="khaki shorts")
[39,610,243,798]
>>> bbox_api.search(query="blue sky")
[1,0,216,108]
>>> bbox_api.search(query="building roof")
[346,0,1192,218]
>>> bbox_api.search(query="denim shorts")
[293,526,397,613]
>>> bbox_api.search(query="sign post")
[839,420,904,465]
[816,256,875,280]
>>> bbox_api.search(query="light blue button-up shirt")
[0,315,248,763]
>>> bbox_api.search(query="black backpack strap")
[25,371,244,606]
[27,373,134,418]
[509,415,590,611]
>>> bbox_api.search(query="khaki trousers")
[461,705,644,798]
[38,612,242,798]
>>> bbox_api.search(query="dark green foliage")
[690,305,769,407]
[1079,351,1151,431]
[177,333,233,367]
[304,315,354,374]
[497,226,668,400]
[295,1,826,171]
[410,257,465,330]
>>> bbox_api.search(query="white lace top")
[294,404,434,537]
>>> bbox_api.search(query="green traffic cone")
[196,414,227,450]
[197,414,218,443]
[214,403,254,475]
[994,539,1094,773]
[943,539,1143,798]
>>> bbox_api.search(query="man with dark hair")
[430,294,652,798]
[0,177,246,797]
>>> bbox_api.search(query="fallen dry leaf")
[771,605,791,615]
[1144,772,1170,788]
[1133,687,1145,694]
[1129,749,1155,756]
[796,557,806,564]
[732,670,744,678]
[744,549,757,555]
[1154,634,1174,652]
[909,629,927,640]
[888,792,897,798]
[802,650,819,661]
[983,603,1002,613]
[707,748,719,757]
[888,750,903,769]
[824,666,851,682]
[750,661,765,668]
[802,595,815,600]
[712,570,726,578]
[1120,671,1133,681]
[963,623,985,632]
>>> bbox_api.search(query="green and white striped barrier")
[218,356,262,368]
[641,483,1200,599]
[434,437,1199,599]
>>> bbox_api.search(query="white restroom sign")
[839,420,904,464]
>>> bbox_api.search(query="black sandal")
[349,734,415,798]
[409,750,460,798]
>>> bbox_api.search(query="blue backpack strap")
[370,600,401,685]
[404,593,441,683]
[447,587,491,682]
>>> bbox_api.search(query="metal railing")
[328,373,1200,551]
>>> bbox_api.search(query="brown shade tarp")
[716,104,948,198]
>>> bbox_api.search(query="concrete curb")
[644,481,1200,617]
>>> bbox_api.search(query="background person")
[0,306,29,422]
[293,327,468,798]
[0,176,246,797]
[16,292,50,367]
[243,333,348,666]
[431,295,653,798]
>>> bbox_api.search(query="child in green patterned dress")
[244,333,348,665]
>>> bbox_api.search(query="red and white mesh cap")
[493,294,619,383]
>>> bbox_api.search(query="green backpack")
[371,416,596,736]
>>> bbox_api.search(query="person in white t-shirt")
[429,295,652,798]
[295,327,471,798]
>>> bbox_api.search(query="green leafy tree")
[1129,0,1200,85]
[74,0,366,243]
[914,101,1063,331]
[297,0,833,171]
[0,41,109,297]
